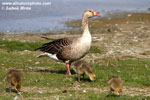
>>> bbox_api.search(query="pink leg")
[66,64,72,76]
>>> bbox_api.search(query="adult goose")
[36,9,101,75]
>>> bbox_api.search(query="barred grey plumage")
[36,9,101,75]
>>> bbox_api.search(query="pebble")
[47,83,51,86]
[35,61,40,64]
[108,17,111,20]
[83,90,86,93]
[23,50,31,53]
[106,50,114,55]
[69,94,72,96]
[14,96,19,100]
[34,80,39,83]
[62,90,67,93]
[38,91,43,94]
[127,14,132,17]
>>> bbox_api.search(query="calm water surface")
[0,0,150,33]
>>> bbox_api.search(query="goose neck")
[82,16,89,33]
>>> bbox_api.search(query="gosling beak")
[90,78,96,82]
[91,80,96,82]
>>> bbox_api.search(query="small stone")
[62,90,67,93]
[114,30,117,32]
[127,14,132,17]
[35,62,40,64]
[107,29,111,32]
[130,94,134,96]
[83,90,86,93]
[17,91,21,95]
[38,91,43,94]
[23,50,31,53]
[1,64,5,66]
[126,21,129,24]
[106,50,114,55]
[108,17,111,20]
[47,83,51,86]
[34,80,39,83]
[69,94,72,96]
[14,96,19,100]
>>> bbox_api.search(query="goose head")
[89,73,96,81]
[83,9,101,18]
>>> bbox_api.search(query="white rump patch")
[37,53,59,61]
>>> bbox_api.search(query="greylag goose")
[7,69,23,92]
[72,60,96,82]
[36,9,101,75]
[108,76,123,96]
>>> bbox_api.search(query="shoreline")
[0,11,149,35]
[1,12,150,60]
[0,11,150,99]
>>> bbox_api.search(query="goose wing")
[36,38,74,54]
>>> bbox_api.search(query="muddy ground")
[0,12,150,98]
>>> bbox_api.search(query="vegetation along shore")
[0,12,150,100]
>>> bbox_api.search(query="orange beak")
[94,12,101,16]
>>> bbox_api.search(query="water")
[0,0,150,33]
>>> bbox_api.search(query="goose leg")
[66,63,72,76]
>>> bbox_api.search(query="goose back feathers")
[37,38,74,54]
[36,9,101,75]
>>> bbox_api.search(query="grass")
[0,38,102,53]
[89,46,103,54]
[0,38,150,99]
[1,12,150,99]
[94,59,150,87]
[0,39,43,51]
[0,96,14,100]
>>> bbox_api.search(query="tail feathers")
[34,46,44,51]
[37,53,59,61]
[37,53,49,58]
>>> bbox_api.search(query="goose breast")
[57,34,91,62]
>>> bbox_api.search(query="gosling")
[72,60,96,82]
[108,76,123,96]
[7,69,23,92]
